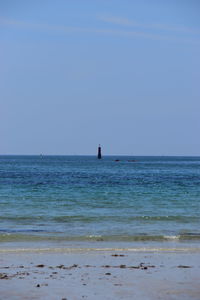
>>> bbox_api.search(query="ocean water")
[0,155,200,245]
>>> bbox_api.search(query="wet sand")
[0,248,200,300]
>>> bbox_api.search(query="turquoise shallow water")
[0,155,200,243]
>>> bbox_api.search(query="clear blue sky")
[1,0,200,155]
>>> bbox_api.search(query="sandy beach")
[1,246,200,300]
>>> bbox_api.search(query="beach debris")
[105,272,111,275]
[16,272,30,276]
[101,263,155,270]
[111,254,125,257]
[0,271,31,280]
[84,264,96,268]
[139,263,144,267]
[56,264,79,270]
[138,263,155,270]
[0,273,9,279]
[119,264,126,268]
[66,264,79,269]
[36,284,40,287]
[36,264,45,268]
[56,264,64,269]
[177,265,192,268]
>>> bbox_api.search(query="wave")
[1,233,200,242]
[0,215,199,223]
[53,215,200,223]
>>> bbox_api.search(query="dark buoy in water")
[97,144,102,159]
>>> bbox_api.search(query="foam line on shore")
[1,246,200,254]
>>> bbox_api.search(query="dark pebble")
[105,273,111,275]
[36,284,40,287]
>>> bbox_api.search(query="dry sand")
[0,247,200,300]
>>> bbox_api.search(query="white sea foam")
[164,235,180,240]
[87,235,102,238]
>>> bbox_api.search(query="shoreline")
[1,238,200,251]
[1,244,200,299]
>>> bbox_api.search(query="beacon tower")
[97,145,102,159]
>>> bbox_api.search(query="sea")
[0,155,200,249]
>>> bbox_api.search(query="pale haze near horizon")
[1,0,200,156]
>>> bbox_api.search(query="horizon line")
[0,154,199,157]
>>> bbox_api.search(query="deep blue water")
[0,155,200,242]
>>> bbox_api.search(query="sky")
[1,0,200,155]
